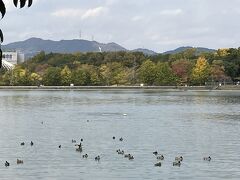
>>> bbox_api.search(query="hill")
[2,38,127,58]
[163,46,216,55]
[131,48,157,55]
[2,38,216,58]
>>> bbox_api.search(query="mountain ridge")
[2,37,215,58]
[163,46,216,55]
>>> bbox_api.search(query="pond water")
[0,90,240,180]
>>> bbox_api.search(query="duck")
[95,156,100,161]
[30,141,34,146]
[113,136,116,140]
[203,156,211,161]
[76,147,82,152]
[17,159,23,164]
[124,154,131,158]
[175,156,183,161]
[119,137,123,142]
[153,151,158,156]
[59,145,61,149]
[75,143,83,152]
[83,154,88,158]
[81,139,83,142]
[173,161,181,166]
[5,161,10,167]
[157,155,164,160]
[154,162,161,167]
[129,155,134,160]
[20,142,25,146]
[72,139,76,143]
[118,150,124,155]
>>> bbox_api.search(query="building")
[2,51,25,65]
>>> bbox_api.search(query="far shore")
[0,85,240,91]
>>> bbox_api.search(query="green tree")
[6,67,31,86]
[42,67,61,86]
[155,62,177,85]
[138,60,157,85]
[71,68,87,86]
[81,64,101,85]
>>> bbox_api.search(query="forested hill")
[163,46,216,55]
[2,38,158,58]
[2,38,216,58]
[2,38,127,58]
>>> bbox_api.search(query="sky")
[1,0,240,52]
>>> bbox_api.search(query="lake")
[0,89,240,180]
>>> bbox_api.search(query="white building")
[2,51,25,65]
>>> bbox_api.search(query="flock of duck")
[4,134,212,168]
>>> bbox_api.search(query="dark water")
[0,90,240,180]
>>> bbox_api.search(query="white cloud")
[131,16,143,22]
[52,6,107,20]
[160,9,183,16]
[81,6,107,20]
[51,8,83,17]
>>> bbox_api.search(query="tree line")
[0,48,239,86]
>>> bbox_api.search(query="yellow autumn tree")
[192,57,210,85]
[30,73,42,85]
[216,48,229,57]
[61,66,72,85]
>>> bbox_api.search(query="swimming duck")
[173,161,181,166]
[124,154,131,158]
[30,141,34,146]
[75,143,83,152]
[119,137,123,142]
[203,156,211,161]
[5,161,10,167]
[153,151,158,156]
[157,155,164,160]
[118,150,124,155]
[129,155,134,160]
[113,136,116,140]
[95,156,100,161]
[17,159,23,164]
[175,156,183,161]
[83,154,88,158]
[59,145,61,149]
[20,142,25,146]
[81,139,83,142]
[154,162,161,167]
[76,147,82,152]
[72,139,76,143]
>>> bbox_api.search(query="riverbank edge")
[0,85,240,91]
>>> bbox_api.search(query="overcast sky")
[2,0,240,52]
